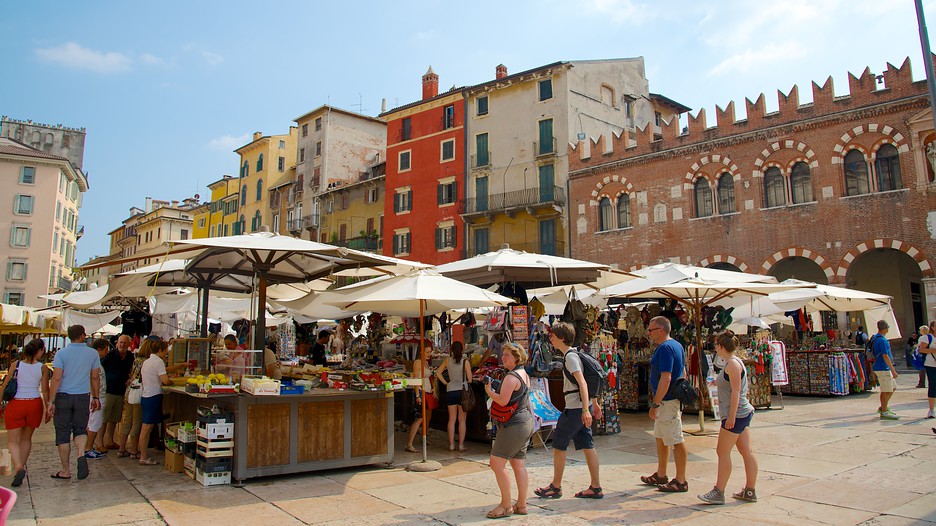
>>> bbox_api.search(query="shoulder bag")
[490,371,520,423]
[2,361,19,402]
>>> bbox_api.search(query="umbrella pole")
[695,296,705,432]
[199,286,210,338]
[254,269,268,351]
[420,299,428,463]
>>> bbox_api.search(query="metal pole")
[254,270,268,351]
[200,286,210,338]
[916,0,936,132]
[419,299,428,462]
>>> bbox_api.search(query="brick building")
[568,57,936,336]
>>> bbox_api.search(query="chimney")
[381,98,387,113]
[422,66,439,100]
[253,131,262,141]
[145,197,153,213]
[496,64,508,79]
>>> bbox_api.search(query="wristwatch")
[650,401,661,408]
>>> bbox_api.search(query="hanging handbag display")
[2,361,19,402]
[528,336,561,378]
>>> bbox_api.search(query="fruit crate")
[196,422,234,440]
[196,438,234,458]
[195,467,230,486]
[196,456,233,474]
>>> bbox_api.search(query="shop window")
[694,179,713,218]
[598,197,613,231]
[875,144,902,191]
[717,173,735,214]
[538,79,553,101]
[844,150,870,196]
[256,154,264,172]
[617,194,631,228]
[763,167,785,208]
[790,162,813,204]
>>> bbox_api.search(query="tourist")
[918,324,936,419]
[482,342,534,519]
[698,331,759,504]
[855,325,871,390]
[115,338,151,459]
[48,325,101,480]
[640,315,689,492]
[434,341,473,451]
[311,330,331,366]
[100,334,134,450]
[138,338,185,465]
[534,321,603,500]
[870,320,899,420]
[0,339,51,486]
[83,339,110,459]
[405,347,434,453]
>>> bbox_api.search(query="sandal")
[732,487,757,502]
[534,483,562,499]
[658,479,689,493]
[116,451,130,458]
[640,472,669,486]
[139,458,160,465]
[574,485,604,499]
[485,505,513,519]
[405,444,417,453]
[129,453,140,459]
[12,469,26,487]
[513,502,528,515]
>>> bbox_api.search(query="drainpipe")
[566,173,572,258]
[462,88,470,259]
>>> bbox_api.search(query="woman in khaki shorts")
[115,340,153,457]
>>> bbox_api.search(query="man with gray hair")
[100,334,134,450]
[870,320,899,420]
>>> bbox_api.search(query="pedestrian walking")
[434,341,472,452]
[482,342,534,519]
[0,339,51,486]
[870,320,900,420]
[640,315,689,492]
[698,331,759,505]
[47,325,101,480]
[918,325,936,419]
[534,321,603,501]
[82,339,110,460]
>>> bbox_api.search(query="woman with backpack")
[917,325,936,418]
[698,330,758,505]
[434,341,473,452]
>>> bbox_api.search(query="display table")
[779,349,863,396]
[164,386,395,482]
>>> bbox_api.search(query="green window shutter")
[435,228,441,250]
[437,184,443,205]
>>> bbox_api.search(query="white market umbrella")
[269,291,362,322]
[326,268,514,463]
[436,244,610,287]
[596,262,776,300]
[769,279,892,313]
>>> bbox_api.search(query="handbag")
[490,399,518,423]
[127,379,142,405]
[528,338,560,378]
[482,308,507,331]
[461,384,476,412]
[2,361,19,402]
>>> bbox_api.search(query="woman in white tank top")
[0,338,51,486]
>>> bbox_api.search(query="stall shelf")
[164,386,394,483]
[779,349,863,396]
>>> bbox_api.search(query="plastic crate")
[197,413,234,425]
[196,456,233,474]
[280,384,305,395]
[195,467,230,486]
[177,427,197,443]
[196,422,234,440]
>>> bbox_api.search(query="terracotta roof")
[0,137,70,162]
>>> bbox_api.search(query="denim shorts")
[721,412,753,434]
[551,408,594,451]
[445,390,463,406]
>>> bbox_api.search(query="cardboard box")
[164,450,184,473]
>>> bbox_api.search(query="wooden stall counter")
[164,387,395,483]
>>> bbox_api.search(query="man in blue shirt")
[48,325,101,480]
[641,315,689,492]
[871,320,900,420]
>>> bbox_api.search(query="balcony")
[533,137,557,157]
[301,214,319,229]
[55,276,74,291]
[287,218,302,233]
[462,186,566,215]
[470,152,491,169]
[332,236,382,253]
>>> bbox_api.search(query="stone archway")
[765,256,829,284]
[698,254,750,273]
[846,247,926,338]
[762,247,835,282]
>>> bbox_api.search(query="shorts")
[120,401,143,438]
[552,408,594,451]
[104,393,124,423]
[87,396,104,433]
[875,370,897,393]
[141,394,163,425]
[445,390,463,406]
[4,398,43,429]
[721,412,753,434]
[653,399,684,446]
[53,393,91,445]
[490,414,533,460]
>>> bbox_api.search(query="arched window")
[240,185,247,206]
[694,178,713,218]
[764,167,785,208]
[875,144,902,191]
[256,154,264,172]
[598,197,612,231]
[256,179,263,201]
[844,149,870,196]
[717,173,735,214]
[790,162,813,204]
[252,210,262,231]
[241,161,248,178]
[617,194,631,228]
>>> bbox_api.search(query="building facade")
[234,129,297,236]
[569,57,936,337]
[381,67,465,264]
[318,165,385,252]
[107,197,199,271]
[293,105,386,242]
[0,137,88,307]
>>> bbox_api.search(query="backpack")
[864,334,881,362]
[562,349,610,400]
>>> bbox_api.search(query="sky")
[3,0,936,264]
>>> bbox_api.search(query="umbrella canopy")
[269,292,362,322]
[435,244,609,287]
[768,279,892,313]
[597,262,776,300]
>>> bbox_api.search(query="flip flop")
[12,469,26,487]
[139,458,160,465]
[116,451,130,458]
[50,471,71,479]
[77,456,89,480]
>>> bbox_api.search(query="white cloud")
[207,133,251,151]
[201,50,224,66]
[707,41,808,77]
[35,42,132,73]
[140,53,170,67]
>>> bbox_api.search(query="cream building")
[0,137,88,308]
[293,106,386,241]
[107,197,200,272]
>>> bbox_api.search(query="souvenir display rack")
[779,349,864,396]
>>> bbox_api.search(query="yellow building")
[202,175,239,238]
[106,197,199,271]
[234,129,298,235]
[190,202,209,239]
[317,164,384,252]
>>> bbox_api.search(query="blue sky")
[3,0,935,263]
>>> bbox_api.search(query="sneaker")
[84,449,105,459]
[880,410,900,420]
[926,410,935,419]
[698,487,725,505]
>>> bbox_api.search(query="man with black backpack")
[640,316,690,493]
[534,321,604,500]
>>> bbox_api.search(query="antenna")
[350,93,366,114]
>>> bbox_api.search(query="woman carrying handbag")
[435,341,473,452]
[1,339,50,487]
[114,338,152,459]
